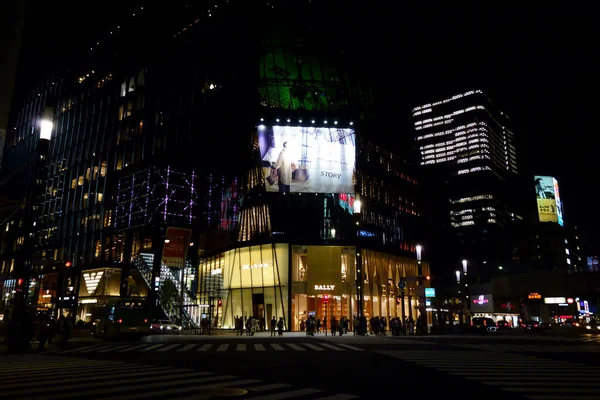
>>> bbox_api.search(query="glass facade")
[197,243,429,331]
[198,244,289,330]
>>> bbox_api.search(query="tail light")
[533,324,538,327]
[118,319,123,324]
[144,319,148,323]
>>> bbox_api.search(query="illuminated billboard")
[258,125,355,194]
[534,175,564,226]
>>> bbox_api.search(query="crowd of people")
[1,309,75,352]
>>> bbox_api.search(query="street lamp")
[416,245,427,334]
[330,228,336,239]
[455,270,461,283]
[353,195,365,334]
[462,259,468,275]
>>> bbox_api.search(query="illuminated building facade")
[414,90,522,282]
[1,1,429,328]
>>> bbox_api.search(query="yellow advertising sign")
[534,176,559,224]
[536,198,558,223]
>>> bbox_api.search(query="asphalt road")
[2,331,600,400]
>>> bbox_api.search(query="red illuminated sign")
[567,298,574,304]
[501,302,514,311]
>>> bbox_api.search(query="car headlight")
[178,326,182,330]
[586,325,592,330]
[166,326,172,330]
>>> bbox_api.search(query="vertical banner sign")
[162,227,192,267]
[534,175,563,225]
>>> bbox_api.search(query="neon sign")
[473,295,489,305]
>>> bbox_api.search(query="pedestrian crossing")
[409,334,600,343]
[376,349,600,399]
[50,341,365,354]
[0,354,359,400]
[459,343,600,353]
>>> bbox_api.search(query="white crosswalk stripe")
[0,355,357,399]
[407,334,600,343]
[460,343,600,353]
[376,349,600,399]
[52,341,362,354]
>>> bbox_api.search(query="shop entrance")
[252,293,265,330]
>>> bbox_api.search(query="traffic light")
[217,299,222,307]
[65,261,72,268]
[17,278,23,286]
[425,275,431,280]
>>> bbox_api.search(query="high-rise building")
[0,1,430,330]
[531,175,580,273]
[413,90,522,282]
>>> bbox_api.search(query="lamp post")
[354,198,365,335]
[455,268,464,330]
[416,245,427,334]
[462,259,470,327]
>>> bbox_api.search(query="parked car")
[151,319,182,333]
[471,317,498,333]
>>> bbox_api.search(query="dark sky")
[1,2,598,250]
[360,5,598,250]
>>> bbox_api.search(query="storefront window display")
[197,243,289,330]
[290,246,427,331]
[37,273,60,311]
[197,243,428,331]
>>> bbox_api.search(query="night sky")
[1,2,598,250]
[360,5,598,250]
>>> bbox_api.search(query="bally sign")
[314,285,335,291]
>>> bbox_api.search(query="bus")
[91,298,151,338]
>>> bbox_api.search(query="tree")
[159,278,181,318]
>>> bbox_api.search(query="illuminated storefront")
[37,273,60,312]
[76,267,148,323]
[470,294,520,327]
[198,244,429,331]
[197,243,288,330]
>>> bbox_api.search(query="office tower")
[0,1,430,330]
[413,90,521,282]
